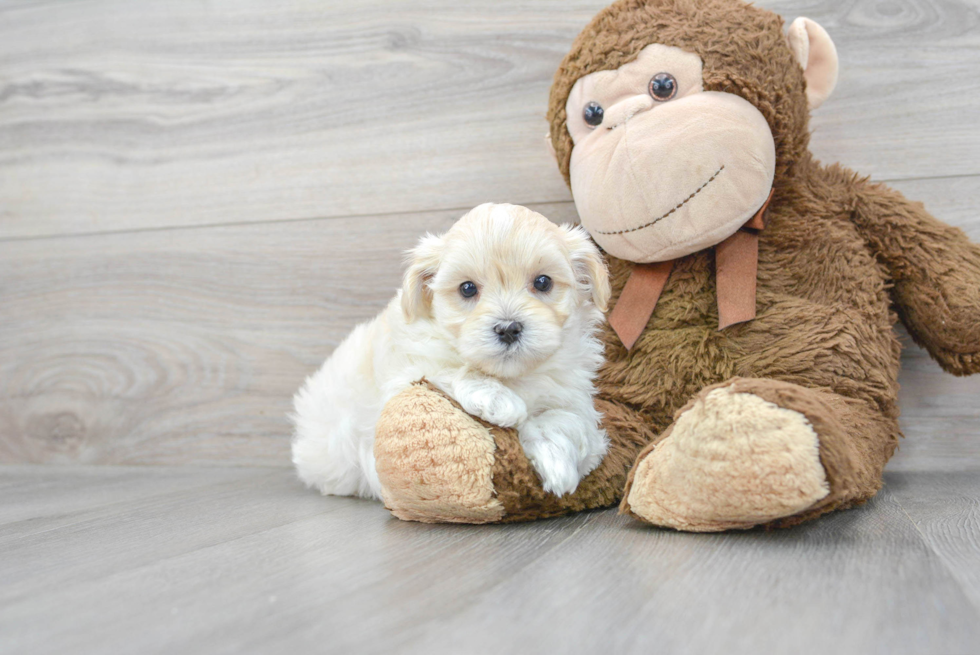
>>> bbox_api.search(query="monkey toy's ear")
[787,17,839,110]
[544,132,557,161]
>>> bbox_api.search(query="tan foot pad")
[624,385,830,532]
[374,384,504,524]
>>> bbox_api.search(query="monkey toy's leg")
[374,379,897,529]
[373,382,653,523]
[620,377,898,531]
[847,176,980,376]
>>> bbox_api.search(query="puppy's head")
[402,203,609,378]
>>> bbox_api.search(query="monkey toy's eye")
[583,101,604,127]
[648,72,677,101]
[459,281,478,298]
[533,275,553,292]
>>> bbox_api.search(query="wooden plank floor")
[2,0,980,652]
[0,465,978,655]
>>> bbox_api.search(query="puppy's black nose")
[494,321,523,345]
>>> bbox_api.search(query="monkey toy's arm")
[848,177,980,375]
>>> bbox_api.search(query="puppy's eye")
[459,281,478,298]
[533,275,553,293]
[583,101,604,127]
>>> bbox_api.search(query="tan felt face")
[566,44,776,263]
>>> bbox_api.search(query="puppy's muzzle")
[494,321,523,346]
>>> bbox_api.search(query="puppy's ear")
[563,225,610,312]
[401,233,444,322]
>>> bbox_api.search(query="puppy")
[291,202,611,499]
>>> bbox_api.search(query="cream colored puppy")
[291,203,611,499]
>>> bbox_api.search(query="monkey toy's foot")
[374,382,651,524]
[621,378,875,531]
[374,382,505,524]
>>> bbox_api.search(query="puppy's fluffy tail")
[290,321,384,500]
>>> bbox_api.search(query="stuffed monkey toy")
[372,0,980,531]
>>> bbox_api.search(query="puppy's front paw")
[521,438,581,497]
[455,381,527,428]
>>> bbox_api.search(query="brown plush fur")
[374,0,980,530]
[492,396,655,521]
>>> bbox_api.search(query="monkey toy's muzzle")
[569,91,776,264]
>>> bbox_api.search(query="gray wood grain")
[0,0,614,238]
[1,0,978,238]
[0,465,263,530]
[889,471,980,613]
[408,487,980,655]
[1,465,979,655]
[0,208,455,466]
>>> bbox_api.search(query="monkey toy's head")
[548,0,838,264]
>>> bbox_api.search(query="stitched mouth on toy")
[593,164,725,236]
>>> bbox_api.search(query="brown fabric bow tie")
[608,189,774,350]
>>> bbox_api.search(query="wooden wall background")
[1,0,978,469]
